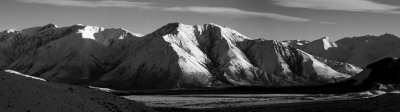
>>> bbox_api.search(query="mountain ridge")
[0,22,362,90]
[286,33,400,66]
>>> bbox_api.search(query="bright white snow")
[4,70,46,81]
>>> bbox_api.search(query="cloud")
[164,6,310,22]
[319,22,336,24]
[16,0,152,8]
[15,0,311,22]
[273,0,400,14]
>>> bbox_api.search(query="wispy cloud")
[319,22,336,24]
[273,0,400,14]
[15,0,311,22]
[16,0,152,8]
[164,6,310,22]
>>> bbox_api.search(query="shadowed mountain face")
[0,23,361,90]
[350,57,400,85]
[285,34,400,66]
[0,24,140,84]
[0,70,154,112]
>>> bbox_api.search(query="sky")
[1,0,400,41]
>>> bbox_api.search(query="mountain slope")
[0,70,154,112]
[240,39,357,84]
[1,24,140,84]
[349,57,400,86]
[287,34,400,66]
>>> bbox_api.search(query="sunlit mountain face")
[0,23,362,90]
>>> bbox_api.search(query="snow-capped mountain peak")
[64,24,141,45]
[4,29,18,33]
[319,36,337,50]
[43,23,58,29]
[77,25,106,40]
[203,23,250,40]
[118,28,143,37]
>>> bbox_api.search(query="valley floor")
[124,90,400,112]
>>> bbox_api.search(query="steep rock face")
[0,23,360,90]
[288,34,400,66]
[240,39,351,85]
[99,23,213,89]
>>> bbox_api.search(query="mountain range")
[284,33,400,66]
[3,22,397,90]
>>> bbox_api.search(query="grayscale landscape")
[1,0,400,112]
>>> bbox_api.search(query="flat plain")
[124,90,388,109]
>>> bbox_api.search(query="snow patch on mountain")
[303,52,349,79]
[4,29,18,33]
[321,37,337,50]
[74,24,139,46]
[4,70,46,81]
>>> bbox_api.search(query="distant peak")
[117,28,132,33]
[169,22,182,25]
[118,28,128,31]
[130,33,143,37]
[165,22,187,27]
[43,23,58,28]
[75,24,85,26]
[72,24,93,28]
[161,22,227,31]
[163,22,186,28]
[204,23,231,29]
[321,37,337,50]
[114,28,143,37]
[152,22,192,35]
[151,22,250,40]
[381,33,396,36]
[316,36,332,41]
[35,23,58,32]
[163,22,226,29]
[314,36,334,42]
[205,23,222,26]
[71,24,105,30]
[380,33,399,38]
[308,36,338,50]
[4,29,18,33]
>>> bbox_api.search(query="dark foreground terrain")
[0,71,155,112]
